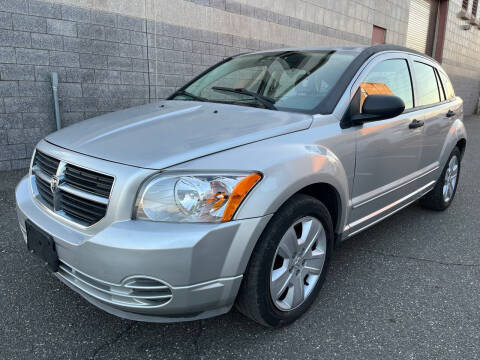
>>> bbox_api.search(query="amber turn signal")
[222,173,262,222]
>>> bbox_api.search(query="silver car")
[16,45,467,327]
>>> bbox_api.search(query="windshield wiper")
[211,86,277,110]
[170,89,208,102]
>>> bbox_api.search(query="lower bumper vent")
[57,262,173,309]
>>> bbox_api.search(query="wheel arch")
[456,137,466,159]
[232,158,350,277]
[439,119,467,168]
[297,182,342,234]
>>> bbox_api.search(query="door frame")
[341,51,437,237]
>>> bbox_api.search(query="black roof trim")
[361,44,423,56]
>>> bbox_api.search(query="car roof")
[245,45,368,54]
[244,44,427,60]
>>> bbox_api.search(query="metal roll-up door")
[406,0,439,56]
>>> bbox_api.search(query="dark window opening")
[472,0,478,17]
[371,25,386,45]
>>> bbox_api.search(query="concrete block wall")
[0,0,154,170]
[0,0,411,170]
[0,0,477,170]
[441,0,480,115]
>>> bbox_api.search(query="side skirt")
[340,180,436,241]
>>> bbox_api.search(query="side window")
[413,61,441,106]
[360,59,413,110]
[439,71,455,100]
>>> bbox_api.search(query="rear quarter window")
[438,71,456,100]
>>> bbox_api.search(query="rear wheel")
[420,147,461,211]
[235,194,333,327]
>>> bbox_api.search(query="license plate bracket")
[26,220,59,272]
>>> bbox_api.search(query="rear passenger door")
[411,57,462,176]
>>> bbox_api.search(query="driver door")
[348,55,424,234]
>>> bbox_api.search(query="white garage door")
[406,0,438,56]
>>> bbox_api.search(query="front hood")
[46,101,312,169]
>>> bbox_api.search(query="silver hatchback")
[16,45,467,327]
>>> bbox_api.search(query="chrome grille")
[31,150,113,226]
[64,164,113,197]
[59,191,108,225]
[35,151,60,177]
[35,175,54,207]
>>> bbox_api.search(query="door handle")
[446,110,456,118]
[409,119,424,129]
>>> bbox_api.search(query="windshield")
[170,50,358,114]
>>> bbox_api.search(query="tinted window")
[177,50,357,113]
[361,59,413,110]
[414,61,441,106]
[439,71,455,99]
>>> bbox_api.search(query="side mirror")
[351,94,405,125]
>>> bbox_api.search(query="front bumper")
[16,175,271,322]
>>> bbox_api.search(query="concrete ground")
[1,117,479,360]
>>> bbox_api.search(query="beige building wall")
[442,0,480,114]
[1,0,479,170]
[45,0,410,47]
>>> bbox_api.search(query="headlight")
[134,172,261,223]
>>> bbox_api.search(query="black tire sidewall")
[420,147,462,211]
[442,148,461,207]
[435,148,462,209]
[249,194,333,327]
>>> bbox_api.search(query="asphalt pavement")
[1,117,479,360]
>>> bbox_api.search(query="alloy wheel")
[443,155,459,203]
[269,217,326,311]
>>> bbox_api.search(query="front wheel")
[421,147,461,211]
[235,194,333,327]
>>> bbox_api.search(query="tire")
[420,147,461,211]
[235,194,333,327]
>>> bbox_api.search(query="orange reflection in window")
[360,82,393,108]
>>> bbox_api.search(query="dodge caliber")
[16,45,467,327]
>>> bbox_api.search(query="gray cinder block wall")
[0,0,478,170]
[442,0,480,115]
